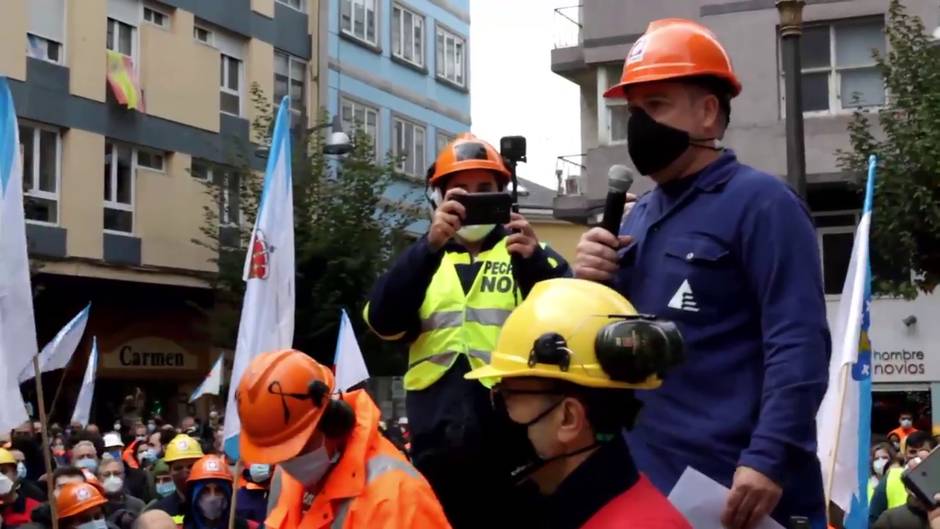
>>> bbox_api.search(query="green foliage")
[837,0,940,298]
[195,83,421,373]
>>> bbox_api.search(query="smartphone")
[902,446,940,509]
[453,192,513,226]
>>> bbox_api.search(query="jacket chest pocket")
[662,236,742,317]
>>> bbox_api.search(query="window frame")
[781,16,886,117]
[141,3,171,29]
[274,51,307,118]
[26,33,63,65]
[103,141,136,235]
[219,170,240,228]
[435,23,467,89]
[106,17,137,60]
[596,63,628,146]
[392,3,425,69]
[220,54,243,117]
[435,130,455,157]
[193,24,214,46]
[275,0,305,13]
[392,115,427,178]
[813,209,861,298]
[135,148,165,172]
[340,0,379,48]
[19,122,62,227]
[339,95,380,159]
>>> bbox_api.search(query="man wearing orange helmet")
[180,455,251,529]
[574,18,829,529]
[55,482,112,529]
[364,133,569,529]
[236,349,451,529]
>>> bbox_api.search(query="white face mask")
[901,419,913,428]
[873,457,889,476]
[248,464,271,483]
[456,224,495,243]
[76,519,107,529]
[278,446,338,489]
[102,476,124,494]
[16,462,26,480]
[0,474,13,495]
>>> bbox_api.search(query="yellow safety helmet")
[163,434,204,463]
[0,448,15,466]
[466,278,684,389]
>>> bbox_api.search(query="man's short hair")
[72,440,97,454]
[554,382,642,437]
[906,430,935,451]
[53,466,86,482]
[682,75,733,132]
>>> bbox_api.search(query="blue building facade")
[325,0,471,230]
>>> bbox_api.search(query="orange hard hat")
[186,455,233,483]
[428,133,511,187]
[79,469,104,493]
[236,349,336,464]
[56,482,107,519]
[604,18,742,99]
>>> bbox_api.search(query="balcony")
[551,5,587,78]
[552,153,605,225]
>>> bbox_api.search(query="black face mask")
[627,108,718,176]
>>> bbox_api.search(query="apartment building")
[324,0,472,232]
[2,0,319,423]
[550,0,940,435]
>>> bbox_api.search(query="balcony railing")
[553,5,583,49]
[555,153,586,195]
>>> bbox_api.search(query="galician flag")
[190,354,224,402]
[816,154,876,528]
[18,303,91,384]
[71,337,99,427]
[222,96,295,459]
[0,77,37,431]
[334,309,370,392]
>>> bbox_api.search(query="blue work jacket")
[616,150,831,527]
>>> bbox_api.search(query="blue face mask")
[155,481,176,498]
[76,458,98,472]
[107,450,122,460]
[138,451,156,465]
[16,462,27,480]
[248,464,271,483]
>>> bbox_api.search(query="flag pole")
[823,363,850,511]
[46,369,69,422]
[32,356,59,529]
[227,460,243,529]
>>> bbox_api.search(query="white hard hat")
[397,417,409,426]
[103,432,124,448]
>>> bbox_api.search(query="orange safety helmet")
[428,133,511,187]
[186,455,233,484]
[56,482,107,519]
[236,349,336,464]
[604,18,742,99]
[79,468,104,493]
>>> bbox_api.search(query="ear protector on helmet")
[306,381,356,439]
[528,315,684,385]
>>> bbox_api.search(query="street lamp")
[324,114,353,156]
[777,0,807,199]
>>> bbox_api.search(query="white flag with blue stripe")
[223,97,295,459]
[334,309,370,392]
[0,77,36,431]
[816,154,876,528]
[18,303,91,383]
[71,337,99,427]
[190,354,224,402]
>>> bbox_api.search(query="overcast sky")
[470,1,581,191]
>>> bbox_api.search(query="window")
[340,0,378,46]
[789,18,886,113]
[142,6,169,28]
[600,64,628,144]
[27,34,62,64]
[191,160,211,181]
[393,117,426,177]
[220,55,241,116]
[814,211,859,295]
[104,142,134,233]
[276,0,304,12]
[436,131,455,156]
[392,4,424,68]
[436,26,465,87]
[136,149,165,171]
[194,25,213,45]
[340,97,378,157]
[220,172,239,227]
[275,52,306,121]
[107,18,135,57]
[19,124,60,224]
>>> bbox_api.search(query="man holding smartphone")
[364,133,570,529]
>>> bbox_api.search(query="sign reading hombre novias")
[102,337,199,370]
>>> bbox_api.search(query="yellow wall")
[68,0,106,101]
[136,153,215,272]
[140,11,219,132]
[246,39,274,143]
[532,220,585,264]
[0,0,27,81]
[251,0,275,18]
[61,130,104,259]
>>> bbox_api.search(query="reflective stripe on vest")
[405,238,519,391]
[885,466,908,509]
[331,455,419,529]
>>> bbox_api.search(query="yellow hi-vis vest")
[405,238,519,391]
[885,466,908,509]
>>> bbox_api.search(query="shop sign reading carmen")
[102,337,198,370]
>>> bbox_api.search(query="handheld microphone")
[600,165,635,236]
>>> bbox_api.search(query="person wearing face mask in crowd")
[238,349,450,529]
[102,435,125,463]
[363,133,570,529]
[24,467,90,529]
[144,461,175,510]
[54,482,118,529]
[891,413,921,444]
[870,442,900,501]
[873,446,938,529]
[119,441,153,503]
[72,442,100,475]
[52,438,68,468]
[6,451,44,504]
[574,18,830,529]
[233,464,269,524]
[10,424,43,486]
[870,431,939,524]
[97,460,145,518]
[144,435,203,526]
[181,456,251,529]
[463,278,690,529]
[0,448,41,529]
